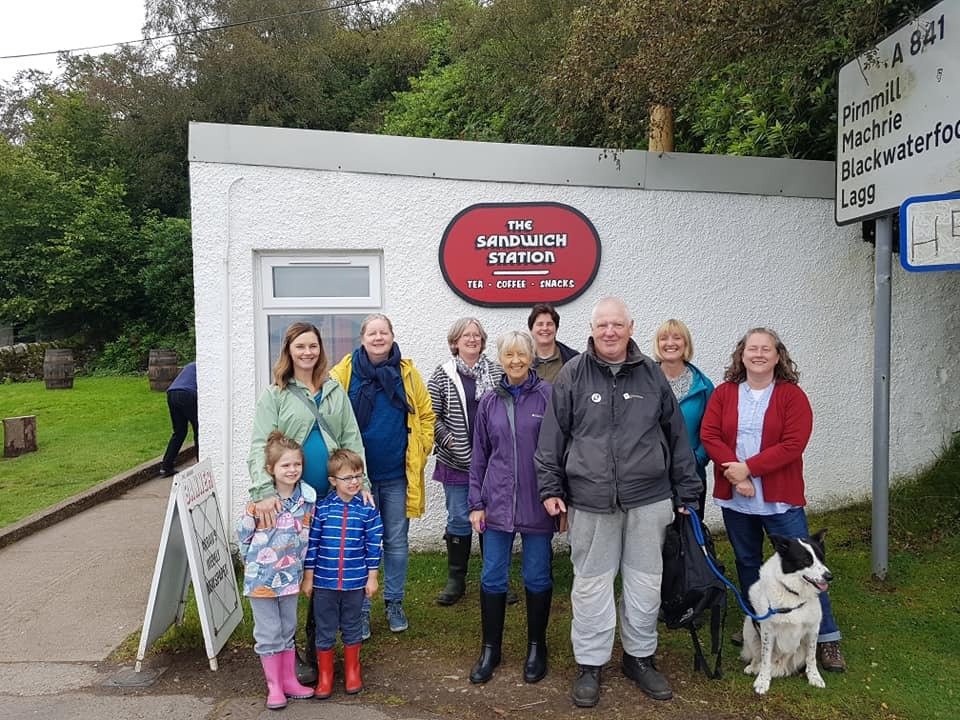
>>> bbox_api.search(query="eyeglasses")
[331,474,363,484]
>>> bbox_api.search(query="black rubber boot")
[436,533,471,606]
[523,587,552,683]
[295,595,318,685]
[469,591,507,684]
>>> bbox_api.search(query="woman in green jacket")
[247,321,368,684]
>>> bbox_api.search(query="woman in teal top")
[247,321,369,684]
[653,319,715,511]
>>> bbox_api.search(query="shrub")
[90,322,195,375]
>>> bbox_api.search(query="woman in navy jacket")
[468,330,555,686]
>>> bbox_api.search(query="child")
[238,430,317,710]
[302,449,383,698]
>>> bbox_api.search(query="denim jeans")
[721,506,841,642]
[443,483,472,536]
[479,528,552,594]
[313,588,365,648]
[363,477,408,612]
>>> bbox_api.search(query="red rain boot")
[343,643,364,694]
[315,648,335,700]
[259,653,288,710]
[279,648,314,699]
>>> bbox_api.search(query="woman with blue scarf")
[331,314,434,640]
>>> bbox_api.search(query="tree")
[139,215,194,335]
[382,0,587,145]
[0,93,142,343]
[553,0,927,156]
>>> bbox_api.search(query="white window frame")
[259,253,382,309]
[254,252,384,391]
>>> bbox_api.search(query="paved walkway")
[0,459,436,720]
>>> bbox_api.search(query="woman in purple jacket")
[468,330,556,686]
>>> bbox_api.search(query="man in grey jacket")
[536,297,701,707]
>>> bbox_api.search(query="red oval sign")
[439,203,601,307]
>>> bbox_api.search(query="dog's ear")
[805,528,829,563]
[768,534,792,556]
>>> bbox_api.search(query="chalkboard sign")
[136,460,242,671]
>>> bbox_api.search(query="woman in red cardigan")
[700,328,846,673]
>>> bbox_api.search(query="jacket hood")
[685,362,713,395]
[495,369,545,397]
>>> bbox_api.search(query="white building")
[189,122,960,548]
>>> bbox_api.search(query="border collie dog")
[741,530,832,695]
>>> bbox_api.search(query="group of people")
[233,297,846,710]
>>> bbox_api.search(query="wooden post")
[3,415,37,457]
[649,104,674,153]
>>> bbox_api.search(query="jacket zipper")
[508,394,519,529]
[338,504,348,590]
[610,372,618,509]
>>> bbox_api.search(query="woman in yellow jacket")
[330,313,434,640]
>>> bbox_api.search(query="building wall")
[189,123,960,548]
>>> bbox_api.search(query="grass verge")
[0,377,169,526]
[118,435,960,720]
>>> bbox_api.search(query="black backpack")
[660,508,728,679]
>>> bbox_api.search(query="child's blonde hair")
[327,448,364,480]
[264,430,303,479]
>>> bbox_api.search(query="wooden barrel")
[43,349,75,389]
[148,350,178,392]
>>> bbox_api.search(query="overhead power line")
[0,0,383,61]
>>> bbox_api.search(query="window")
[256,253,383,387]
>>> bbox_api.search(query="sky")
[0,1,147,85]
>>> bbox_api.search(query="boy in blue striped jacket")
[302,449,383,698]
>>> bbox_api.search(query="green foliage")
[554,0,928,154]
[92,322,195,375]
[139,215,195,335]
[0,110,141,343]
[381,0,587,145]
[679,65,820,157]
[0,376,170,527]
[382,60,504,140]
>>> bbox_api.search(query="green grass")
[118,436,960,720]
[0,376,170,526]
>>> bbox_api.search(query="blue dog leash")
[683,505,794,622]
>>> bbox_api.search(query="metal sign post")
[871,217,892,580]
[837,0,958,579]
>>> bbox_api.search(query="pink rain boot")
[280,648,315,699]
[259,653,288,710]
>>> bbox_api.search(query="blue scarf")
[352,344,411,430]
[501,373,525,401]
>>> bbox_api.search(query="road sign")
[836,0,958,225]
[136,460,242,671]
[899,191,960,271]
